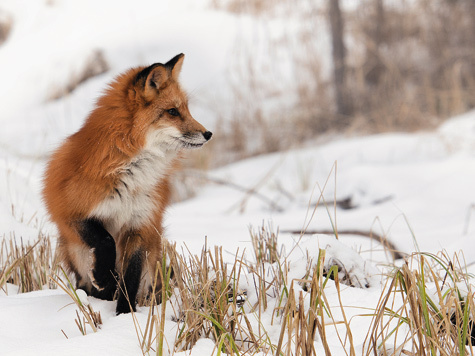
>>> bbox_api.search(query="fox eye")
[167,108,179,116]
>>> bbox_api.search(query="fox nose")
[203,131,213,141]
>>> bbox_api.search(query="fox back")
[43,54,212,314]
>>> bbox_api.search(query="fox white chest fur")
[90,137,178,237]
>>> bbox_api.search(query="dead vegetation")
[1,227,474,355]
[0,11,12,46]
[52,268,103,336]
[205,0,475,166]
[0,234,58,293]
[364,252,475,355]
[347,0,475,134]
[49,49,109,100]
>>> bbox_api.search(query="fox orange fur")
[43,54,212,314]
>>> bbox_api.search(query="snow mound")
[286,235,381,289]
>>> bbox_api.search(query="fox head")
[115,54,212,155]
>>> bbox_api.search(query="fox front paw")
[88,268,118,300]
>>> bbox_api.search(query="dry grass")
[0,233,58,293]
[167,242,247,354]
[1,227,474,355]
[364,251,475,355]
[137,227,475,355]
[51,268,103,336]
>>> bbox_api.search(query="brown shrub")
[207,0,475,165]
[0,11,12,46]
[49,49,109,100]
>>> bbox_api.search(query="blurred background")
[0,0,474,242]
[207,0,475,166]
[1,0,474,167]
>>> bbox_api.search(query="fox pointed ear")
[165,53,185,81]
[140,64,169,100]
[147,65,169,90]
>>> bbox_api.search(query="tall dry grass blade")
[333,271,355,355]
[51,268,101,334]
[300,162,337,236]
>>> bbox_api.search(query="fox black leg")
[78,218,118,300]
[116,249,144,314]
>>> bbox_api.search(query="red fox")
[43,54,212,314]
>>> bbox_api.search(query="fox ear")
[147,65,169,89]
[165,53,185,81]
[141,64,169,99]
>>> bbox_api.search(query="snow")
[1,0,474,355]
[166,120,475,264]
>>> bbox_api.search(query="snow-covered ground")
[171,111,475,262]
[1,0,474,355]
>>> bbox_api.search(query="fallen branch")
[282,229,406,261]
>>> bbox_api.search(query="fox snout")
[179,129,212,149]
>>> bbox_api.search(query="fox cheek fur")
[42,54,212,314]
